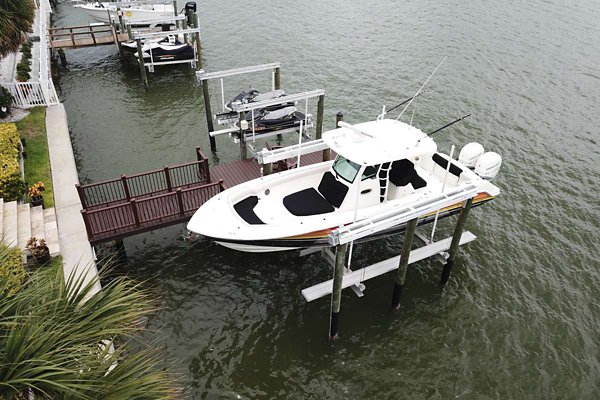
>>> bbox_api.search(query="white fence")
[0,0,59,107]
[3,81,59,107]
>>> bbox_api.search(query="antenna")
[417,113,471,143]
[396,56,448,121]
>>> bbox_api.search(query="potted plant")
[27,237,51,265]
[28,181,45,208]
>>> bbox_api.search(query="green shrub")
[0,244,25,296]
[0,86,12,119]
[0,123,26,201]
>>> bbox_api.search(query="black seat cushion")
[283,188,335,216]
[233,196,264,225]
[432,153,463,177]
[389,160,416,187]
[317,171,349,208]
[410,173,427,189]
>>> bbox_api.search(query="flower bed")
[0,123,26,201]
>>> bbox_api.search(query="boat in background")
[73,1,175,25]
[187,118,502,253]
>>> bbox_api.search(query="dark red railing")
[78,147,223,244]
[76,147,211,209]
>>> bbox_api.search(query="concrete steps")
[1,199,61,256]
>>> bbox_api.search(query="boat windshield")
[332,156,361,183]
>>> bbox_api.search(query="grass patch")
[16,107,54,208]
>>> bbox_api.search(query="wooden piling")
[330,243,348,340]
[315,95,326,161]
[115,239,126,260]
[274,66,282,140]
[391,218,418,311]
[193,13,216,152]
[135,39,148,88]
[239,111,247,160]
[58,49,67,67]
[126,24,133,41]
[440,197,474,286]
[274,66,281,90]
[116,7,125,32]
[263,162,272,176]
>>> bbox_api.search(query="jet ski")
[134,36,194,62]
[215,89,294,124]
[235,106,310,136]
[121,33,184,53]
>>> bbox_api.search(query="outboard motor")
[185,1,197,13]
[458,142,484,169]
[475,152,502,180]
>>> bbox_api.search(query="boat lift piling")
[390,218,418,310]
[440,197,473,286]
[329,243,348,340]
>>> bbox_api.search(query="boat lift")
[256,131,481,340]
[196,63,327,160]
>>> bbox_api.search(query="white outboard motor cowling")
[458,142,484,169]
[475,152,502,180]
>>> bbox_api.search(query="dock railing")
[78,147,224,243]
[77,147,211,209]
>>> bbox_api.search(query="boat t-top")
[187,118,502,252]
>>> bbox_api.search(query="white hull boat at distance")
[73,2,174,24]
[187,118,502,253]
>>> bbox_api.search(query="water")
[53,0,600,398]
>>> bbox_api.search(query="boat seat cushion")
[410,173,427,189]
[389,159,416,187]
[432,153,463,177]
[234,196,265,225]
[317,171,349,208]
[283,188,335,216]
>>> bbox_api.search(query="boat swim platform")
[77,147,327,245]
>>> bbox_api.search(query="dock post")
[330,243,348,340]
[315,94,326,160]
[274,67,282,141]
[115,239,126,261]
[116,7,125,32]
[193,13,217,153]
[440,197,474,286]
[391,218,418,311]
[135,39,148,88]
[274,66,281,90]
[58,49,67,67]
[126,24,133,41]
[239,111,247,160]
[262,162,272,176]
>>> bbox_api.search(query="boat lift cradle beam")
[196,63,281,81]
[229,89,325,113]
[301,231,476,302]
[131,26,201,40]
[254,138,329,164]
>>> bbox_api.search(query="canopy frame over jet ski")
[131,26,201,73]
[196,63,326,157]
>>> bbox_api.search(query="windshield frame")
[332,155,362,184]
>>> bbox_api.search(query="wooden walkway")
[78,148,329,244]
[49,24,128,49]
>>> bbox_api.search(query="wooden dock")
[78,148,328,244]
[49,24,128,49]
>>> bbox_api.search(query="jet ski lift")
[196,63,326,157]
[131,27,201,72]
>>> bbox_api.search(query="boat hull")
[205,197,492,253]
[74,4,174,24]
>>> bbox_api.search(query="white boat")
[187,118,502,253]
[73,2,175,24]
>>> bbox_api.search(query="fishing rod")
[418,113,471,143]
[396,56,448,121]
[385,91,426,114]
